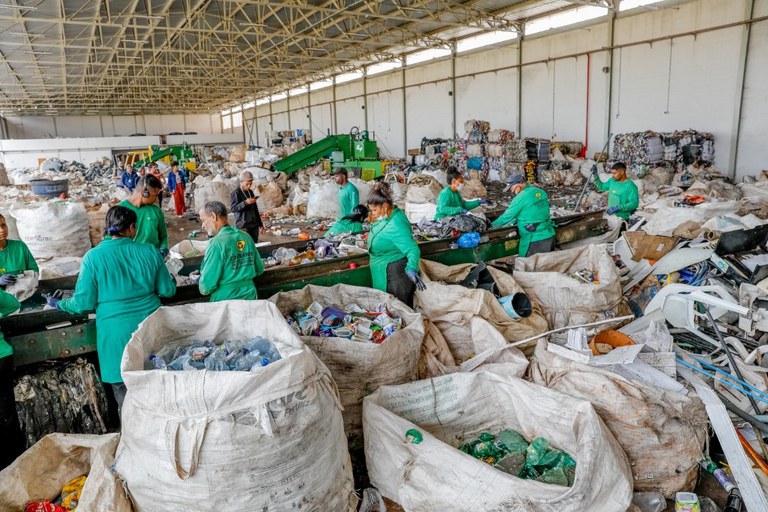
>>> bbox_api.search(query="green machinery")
[128,144,197,172]
[272,128,394,180]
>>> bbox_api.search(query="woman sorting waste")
[0,288,24,469]
[0,213,38,290]
[366,182,425,307]
[46,205,176,412]
[167,161,187,217]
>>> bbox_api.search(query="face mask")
[457,183,464,191]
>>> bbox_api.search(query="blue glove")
[44,289,64,310]
[406,270,426,291]
[461,208,469,214]
[0,274,17,287]
[478,199,489,205]
[159,248,170,258]
[606,206,620,215]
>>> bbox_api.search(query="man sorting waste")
[198,201,265,301]
[491,175,556,258]
[325,168,363,237]
[593,162,639,220]
[230,170,264,243]
[118,175,169,257]
[434,166,488,220]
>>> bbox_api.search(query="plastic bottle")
[149,355,167,370]
[204,349,229,371]
[724,490,743,512]
[631,492,666,512]
[168,354,192,371]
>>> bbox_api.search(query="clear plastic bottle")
[204,348,229,371]
[168,354,192,371]
[149,355,167,370]
[631,492,666,512]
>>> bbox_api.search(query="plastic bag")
[457,232,480,248]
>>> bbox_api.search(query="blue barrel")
[29,179,69,197]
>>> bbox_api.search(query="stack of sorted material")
[148,337,283,371]
[285,301,403,343]
[14,359,109,448]
[612,131,665,167]
[612,130,715,172]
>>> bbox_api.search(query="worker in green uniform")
[491,176,556,258]
[118,175,169,257]
[198,201,265,302]
[367,182,425,307]
[325,169,363,237]
[0,288,24,469]
[434,166,488,220]
[593,162,639,220]
[47,206,176,412]
[0,213,39,290]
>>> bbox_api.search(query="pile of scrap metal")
[614,218,768,509]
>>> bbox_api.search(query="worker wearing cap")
[230,170,264,243]
[198,201,265,302]
[434,166,488,220]
[0,213,39,290]
[118,175,169,257]
[593,162,639,220]
[491,176,556,257]
[325,168,363,237]
[0,287,23,469]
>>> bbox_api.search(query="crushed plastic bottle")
[151,338,282,372]
[632,492,666,512]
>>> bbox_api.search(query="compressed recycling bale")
[269,284,424,444]
[530,340,708,496]
[364,371,633,511]
[0,433,132,512]
[115,300,357,512]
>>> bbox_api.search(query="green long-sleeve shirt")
[491,185,556,257]
[199,226,265,302]
[326,182,363,237]
[434,187,481,220]
[118,200,169,249]
[367,208,421,292]
[0,289,21,359]
[594,177,639,220]
[59,237,176,383]
[0,239,38,276]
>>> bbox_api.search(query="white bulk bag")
[11,202,91,259]
[364,372,633,512]
[115,300,357,512]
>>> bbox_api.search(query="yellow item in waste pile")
[61,475,87,510]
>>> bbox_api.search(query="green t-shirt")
[0,239,39,276]
[199,226,265,302]
[594,178,639,220]
[118,200,168,249]
[434,187,481,220]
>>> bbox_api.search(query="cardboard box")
[624,231,679,262]
[407,148,420,156]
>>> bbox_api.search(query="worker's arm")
[393,216,421,274]
[21,242,39,273]
[491,194,526,228]
[230,189,248,213]
[618,183,639,213]
[153,251,177,298]
[462,198,482,210]
[253,251,265,277]
[198,243,223,296]
[58,254,97,314]
[0,289,20,318]
[593,176,610,192]
[157,210,169,250]
[340,185,359,216]
[435,189,464,217]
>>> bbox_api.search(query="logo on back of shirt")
[535,192,542,198]
[236,240,246,252]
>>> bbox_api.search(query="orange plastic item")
[297,232,310,240]
[589,330,635,356]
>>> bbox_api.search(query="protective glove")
[606,206,620,215]
[590,165,599,177]
[406,269,426,291]
[159,248,170,258]
[44,289,64,310]
[478,199,489,205]
[0,274,17,287]
[461,208,469,214]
